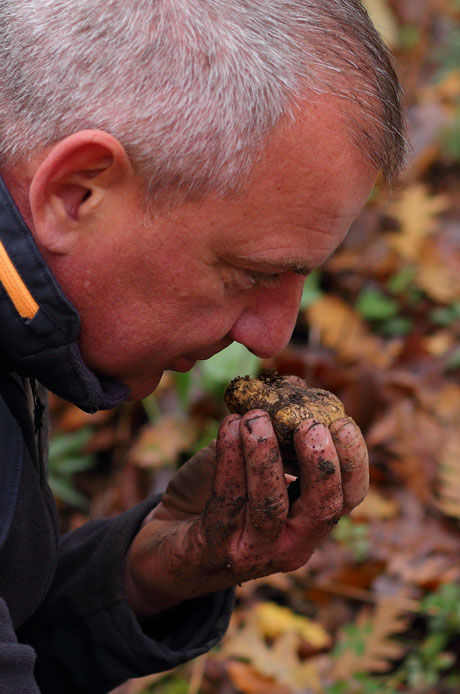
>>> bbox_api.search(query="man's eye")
[247,271,282,288]
[222,266,283,291]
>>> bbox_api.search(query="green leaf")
[191,420,220,454]
[172,371,193,411]
[398,23,422,50]
[434,26,460,77]
[199,342,260,398]
[377,316,413,337]
[300,270,323,309]
[446,348,460,372]
[48,476,88,509]
[52,455,95,475]
[387,266,417,294]
[142,393,163,423]
[49,428,93,460]
[430,301,460,327]
[355,288,400,321]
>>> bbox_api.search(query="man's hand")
[125,406,368,618]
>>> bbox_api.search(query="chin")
[123,372,163,401]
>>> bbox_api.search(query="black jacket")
[0,176,234,693]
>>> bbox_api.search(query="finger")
[330,417,369,513]
[292,419,344,528]
[240,409,289,536]
[282,375,308,388]
[203,414,246,538]
[160,441,217,519]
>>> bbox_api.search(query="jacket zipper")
[30,378,46,486]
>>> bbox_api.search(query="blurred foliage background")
[48,1,460,692]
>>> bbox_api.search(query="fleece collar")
[0,175,129,412]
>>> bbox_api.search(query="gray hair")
[0,0,405,198]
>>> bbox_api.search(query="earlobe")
[28,130,133,255]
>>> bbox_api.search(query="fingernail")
[305,421,329,448]
[245,414,268,441]
[284,473,298,487]
[331,420,358,448]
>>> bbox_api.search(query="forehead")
[150,95,377,269]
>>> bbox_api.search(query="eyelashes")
[222,264,310,292]
[228,268,282,290]
[247,270,282,288]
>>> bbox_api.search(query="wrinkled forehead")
[207,94,378,235]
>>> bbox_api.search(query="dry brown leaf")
[55,403,112,432]
[129,415,197,468]
[222,611,322,693]
[416,236,460,303]
[367,398,444,505]
[436,428,460,521]
[330,600,410,680]
[387,185,449,262]
[351,487,399,521]
[432,384,460,424]
[306,295,400,368]
[227,662,290,694]
[388,550,460,588]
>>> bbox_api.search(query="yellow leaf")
[256,602,332,650]
[362,0,399,46]
[424,331,456,357]
[387,185,449,262]
[306,295,400,368]
[351,487,399,521]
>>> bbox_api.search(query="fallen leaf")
[424,330,456,357]
[129,416,197,468]
[387,184,449,262]
[436,427,460,521]
[223,610,322,693]
[227,662,289,694]
[351,487,399,521]
[330,600,411,679]
[416,234,460,303]
[306,295,400,368]
[255,602,332,651]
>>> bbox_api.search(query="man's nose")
[229,274,305,358]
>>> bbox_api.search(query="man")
[0,1,405,692]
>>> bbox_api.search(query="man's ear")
[29,130,134,255]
